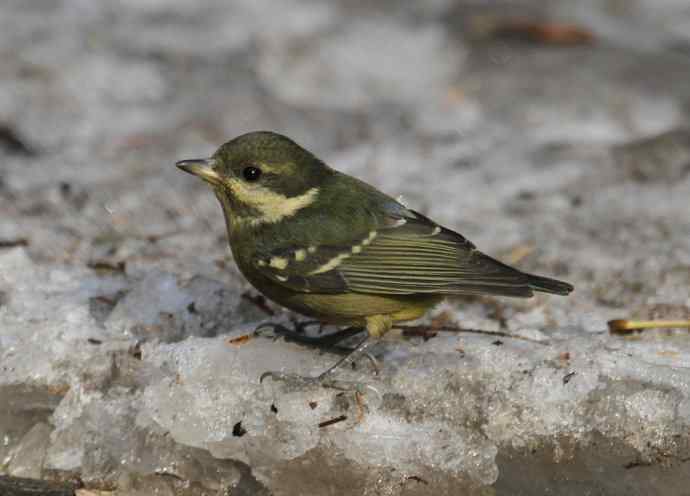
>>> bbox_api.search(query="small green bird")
[177,131,573,380]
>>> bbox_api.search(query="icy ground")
[2,0,690,495]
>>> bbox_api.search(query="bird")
[176,131,573,383]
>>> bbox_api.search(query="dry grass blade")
[608,319,690,335]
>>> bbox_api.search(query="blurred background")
[2,0,689,291]
[2,1,690,495]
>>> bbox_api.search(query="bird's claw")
[259,370,316,387]
[357,351,380,375]
[253,322,287,339]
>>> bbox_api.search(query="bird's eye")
[242,166,262,182]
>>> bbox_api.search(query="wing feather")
[252,204,571,297]
[338,211,537,295]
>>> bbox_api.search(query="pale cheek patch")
[226,178,319,225]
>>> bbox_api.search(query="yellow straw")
[608,319,690,334]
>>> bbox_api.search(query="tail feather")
[448,283,535,297]
[524,273,574,296]
[448,251,574,297]
[470,251,574,297]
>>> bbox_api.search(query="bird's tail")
[525,273,573,296]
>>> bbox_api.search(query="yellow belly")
[278,291,442,326]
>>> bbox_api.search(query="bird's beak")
[176,158,222,186]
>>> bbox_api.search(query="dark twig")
[0,238,29,248]
[0,124,37,156]
[400,324,550,345]
[318,415,347,429]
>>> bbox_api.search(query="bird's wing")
[252,204,558,297]
[337,210,540,296]
[252,243,352,294]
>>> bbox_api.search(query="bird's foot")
[258,334,379,390]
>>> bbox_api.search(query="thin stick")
[318,415,347,428]
[400,325,550,345]
[608,319,690,335]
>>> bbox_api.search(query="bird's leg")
[259,335,373,389]
[260,315,392,390]
[258,329,377,389]
[316,333,373,380]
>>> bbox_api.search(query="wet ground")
[1,1,690,495]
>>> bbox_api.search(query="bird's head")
[176,131,332,225]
